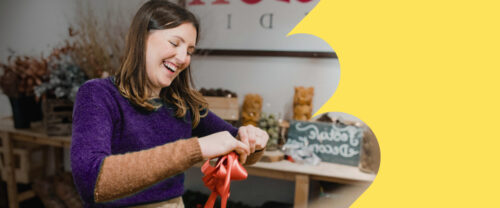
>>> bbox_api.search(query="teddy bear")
[293,86,314,121]
[241,94,263,126]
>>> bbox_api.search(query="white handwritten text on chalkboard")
[295,123,360,146]
[287,121,363,166]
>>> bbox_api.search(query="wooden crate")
[0,142,46,184]
[42,99,73,136]
[204,96,239,121]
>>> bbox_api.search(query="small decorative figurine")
[293,86,314,121]
[241,94,263,126]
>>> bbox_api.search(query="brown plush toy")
[241,94,263,126]
[293,86,314,121]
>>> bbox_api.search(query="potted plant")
[0,54,48,128]
[34,45,87,136]
[35,45,87,102]
[31,0,127,134]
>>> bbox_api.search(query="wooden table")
[0,119,71,208]
[194,152,376,208]
[244,160,376,208]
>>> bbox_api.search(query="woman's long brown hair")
[114,0,207,128]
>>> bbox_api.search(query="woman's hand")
[237,125,269,156]
[198,131,250,164]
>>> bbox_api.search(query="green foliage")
[34,55,87,101]
[258,112,280,149]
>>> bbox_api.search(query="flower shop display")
[0,55,47,128]
[34,46,87,102]
[34,45,87,136]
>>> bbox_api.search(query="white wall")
[191,55,339,120]
[0,0,75,61]
[0,0,72,116]
[0,0,342,206]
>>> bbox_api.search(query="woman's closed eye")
[169,41,179,47]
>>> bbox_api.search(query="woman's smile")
[163,60,178,73]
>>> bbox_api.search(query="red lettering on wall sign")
[242,0,261,4]
[212,0,229,4]
[188,0,205,5]
[188,0,314,6]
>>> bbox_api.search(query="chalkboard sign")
[286,120,364,166]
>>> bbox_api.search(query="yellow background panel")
[289,0,500,207]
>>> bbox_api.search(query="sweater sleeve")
[94,137,202,202]
[192,110,264,165]
[192,110,239,137]
[71,80,115,204]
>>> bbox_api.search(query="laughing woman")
[70,1,268,207]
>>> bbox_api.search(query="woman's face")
[145,22,197,95]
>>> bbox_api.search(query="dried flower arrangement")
[0,2,127,129]
[34,44,87,102]
[30,2,128,134]
[67,1,128,78]
[0,54,48,98]
[33,1,128,100]
[0,53,47,128]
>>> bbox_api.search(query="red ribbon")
[201,152,248,208]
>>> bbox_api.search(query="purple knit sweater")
[71,78,238,207]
